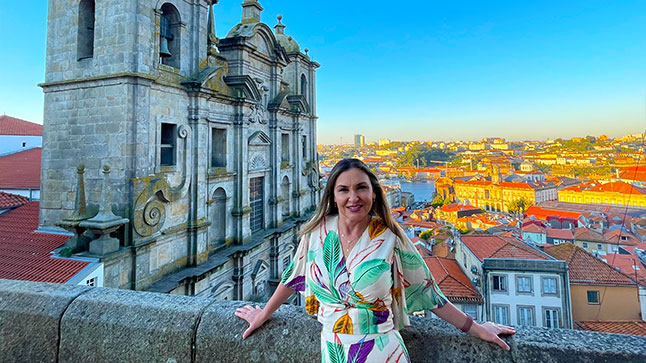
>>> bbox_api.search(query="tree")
[419,229,433,241]
[431,194,445,207]
[507,197,533,216]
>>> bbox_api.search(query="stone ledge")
[1,279,645,363]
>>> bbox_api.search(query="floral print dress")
[281,215,448,363]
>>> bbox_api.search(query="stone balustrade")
[1,279,645,362]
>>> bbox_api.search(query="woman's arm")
[234,283,295,339]
[431,301,515,351]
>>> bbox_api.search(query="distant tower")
[354,134,365,147]
[492,166,502,184]
[40,0,320,299]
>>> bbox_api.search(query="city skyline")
[1,1,645,144]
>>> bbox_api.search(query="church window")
[160,123,176,166]
[281,176,290,217]
[300,74,307,99]
[281,133,290,162]
[160,3,181,69]
[77,0,95,60]
[211,128,226,168]
[302,135,308,161]
[213,188,227,245]
[249,177,264,232]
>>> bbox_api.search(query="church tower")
[40,0,320,301]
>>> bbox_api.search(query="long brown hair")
[301,158,405,241]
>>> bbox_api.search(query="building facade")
[40,0,320,300]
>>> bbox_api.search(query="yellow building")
[544,243,643,322]
[558,181,646,208]
[453,177,556,213]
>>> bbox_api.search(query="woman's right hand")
[234,305,268,339]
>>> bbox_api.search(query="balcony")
[1,279,645,362]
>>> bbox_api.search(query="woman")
[236,158,515,362]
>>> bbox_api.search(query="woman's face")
[333,168,376,226]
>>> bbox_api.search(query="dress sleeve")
[280,233,309,292]
[391,232,448,329]
[280,233,319,315]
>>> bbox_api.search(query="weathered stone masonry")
[39,0,320,300]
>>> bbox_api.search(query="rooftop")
[0,147,41,189]
[0,202,88,283]
[424,256,483,303]
[543,243,640,286]
[576,321,646,337]
[0,191,29,209]
[0,115,43,136]
[460,235,551,262]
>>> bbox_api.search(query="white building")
[455,234,572,328]
[0,115,43,155]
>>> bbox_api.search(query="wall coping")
[1,279,645,362]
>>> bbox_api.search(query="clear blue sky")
[1,1,644,144]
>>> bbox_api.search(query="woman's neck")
[338,215,371,237]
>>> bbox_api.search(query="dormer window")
[77,0,95,60]
[160,3,181,69]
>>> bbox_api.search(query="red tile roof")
[572,227,606,243]
[525,206,582,221]
[0,115,43,136]
[575,320,646,337]
[439,203,479,212]
[0,202,89,283]
[543,243,639,286]
[546,228,574,240]
[425,256,483,303]
[0,148,41,189]
[603,229,641,246]
[498,181,534,189]
[619,166,646,183]
[522,224,545,234]
[588,181,646,195]
[460,235,550,261]
[604,253,646,285]
[0,192,29,209]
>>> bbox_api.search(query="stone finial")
[207,0,219,56]
[79,165,129,256]
[274,14,285,34]
[241,0,263,24]
[68,163,89,221]
[304,48,309,55]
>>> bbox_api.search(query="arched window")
[77,0,95,60]
[281,176,290,217]
[160,3,181,69]
[300,74,307,99]
[213,188,227,245]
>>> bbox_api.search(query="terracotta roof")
[439,203,479,212]
[0,148,41,189]
[498,181,534,189]
[575,320,646,337]
[546,228,574,240]
[460,235,550,262]
[425,256,483,303]
[603,229,641,246]
[619,166,646,183]
[525,206,582,221]
[573,227,606,243]
[543,243,639,286]
[604,253,646,285]
[586,181,646,195]
[0,202,89,283]
[0,115,43,136]
[522,224,545,234]
[0,192,29,209]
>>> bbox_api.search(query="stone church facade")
[39,0,320,301]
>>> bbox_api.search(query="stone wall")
[2,279,645,363]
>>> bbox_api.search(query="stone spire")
[207,0,219,56]
[274,14,285,34]
[241,0,263,24]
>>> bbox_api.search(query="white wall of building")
[0,136,42,155]
[487,271,565,328]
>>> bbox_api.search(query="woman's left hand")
[469,321,516,351]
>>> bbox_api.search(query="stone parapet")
[1,279,645,362]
